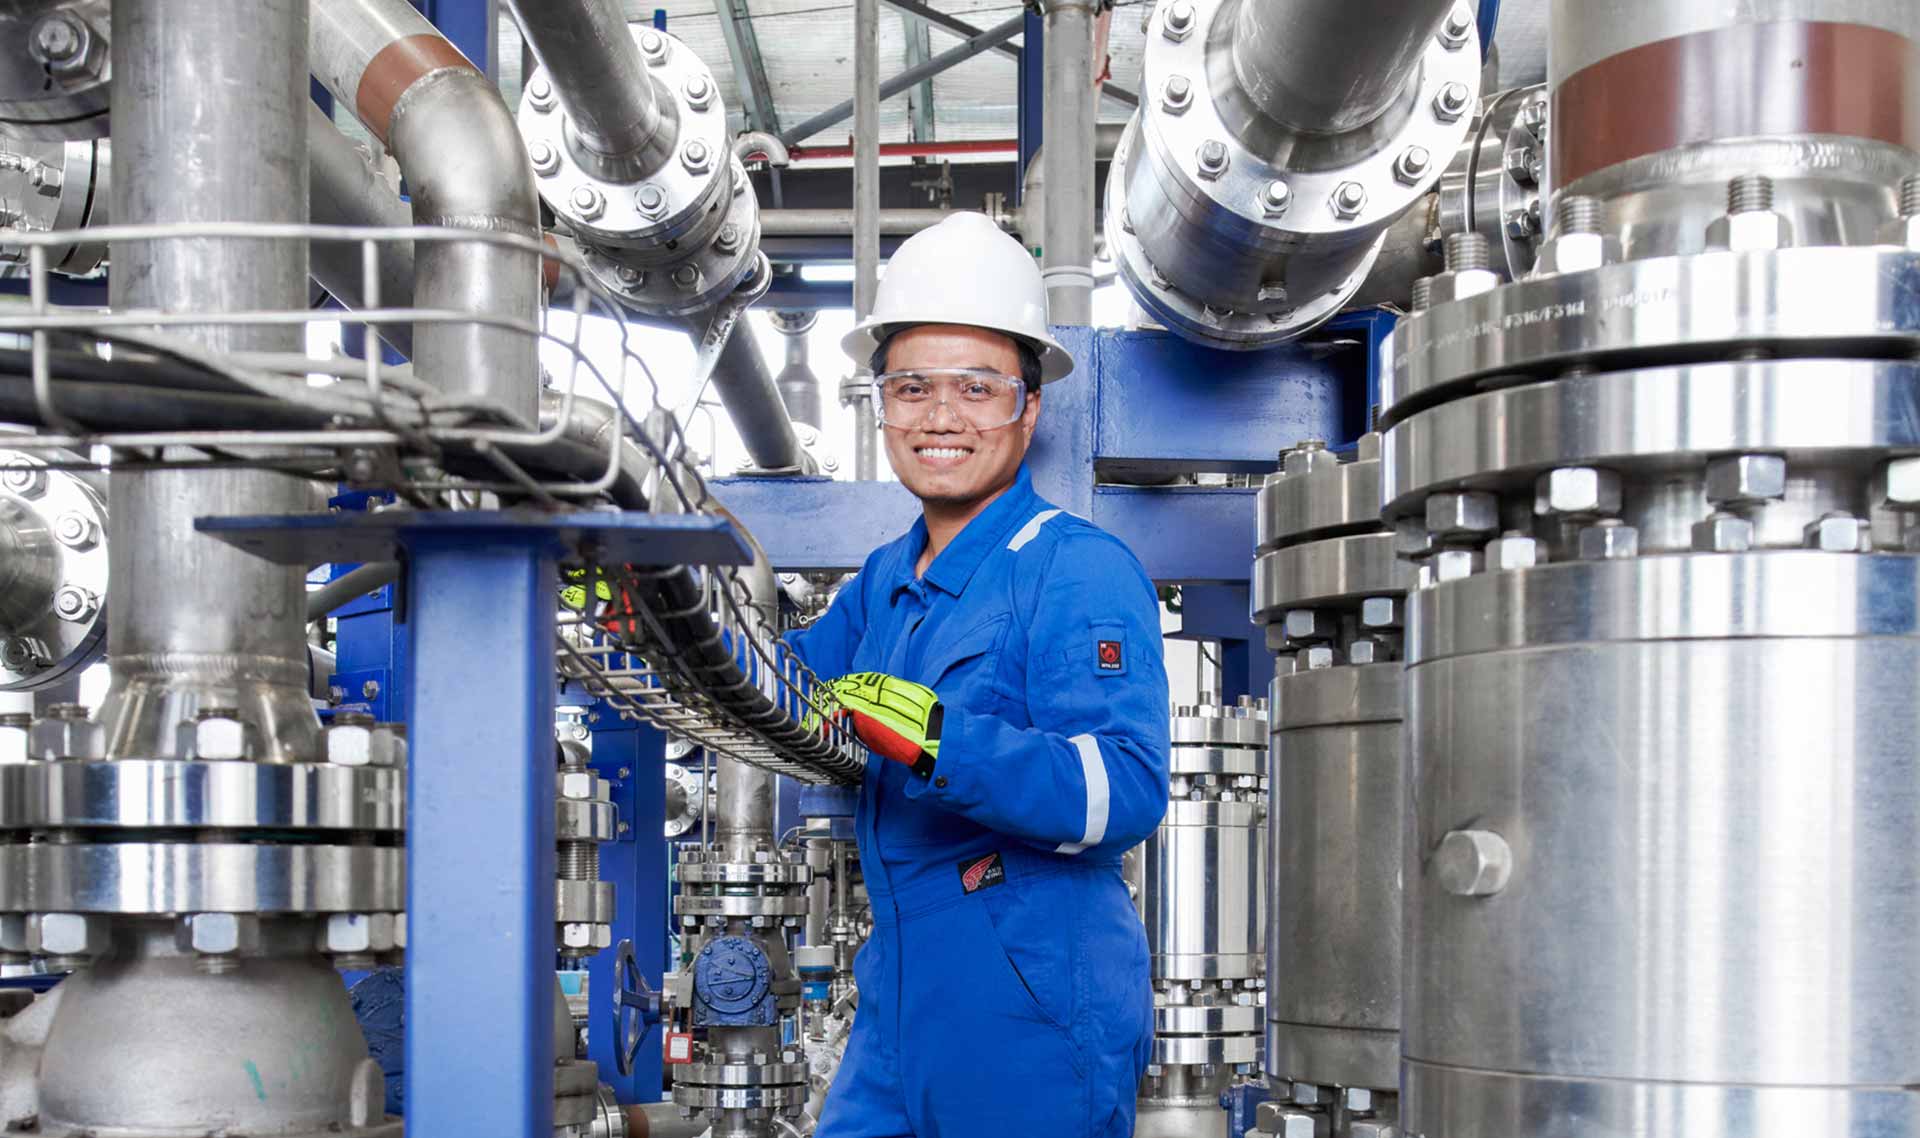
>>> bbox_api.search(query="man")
[788,211,1171,1138]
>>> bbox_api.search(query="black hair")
[870,327,1043,395]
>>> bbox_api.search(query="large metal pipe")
[97,0,319,763]
[1042,0,1098,326]
[760,208,1018,238]
[502,0,674,176]
[714,550,780,865]
[312,0,542,426]
[851,0,881,481]
[707,329,805,474]
[1233,0,1458,134]
[307,102,415,358]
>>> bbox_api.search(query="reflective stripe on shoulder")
[1054,734,1110,856]
[1007,508,1064,552]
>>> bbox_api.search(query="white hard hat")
[842,211,1075,383]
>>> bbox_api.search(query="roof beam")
[712,0,781,134]
[877,0,1138,109]
[901,9,934,141]
[779,11,1025,145]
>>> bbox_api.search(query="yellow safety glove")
[826,672,942,777]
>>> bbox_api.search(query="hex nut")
[0,914,27,954]
[1281,609,1327,643]
[1505,145,1537,186]
[326,721,374,766]
[562,922,612,950]
[1162,74,1193,114]
[1705,453,1787,505]
[53,512,96,549]
[1438,4,1473,47]
[1394,146,1432,186]
[1279,1111,1324,1138]
[1344,1087,1375,1114]
[33,912,109,957]
[1484,531,1539,571]
[1692,512,1754,552]
[526,76,556,112]
[1395,518,1436,556]
[1350,1120,1399,1138]
[322,913,398,955]
[1533,232,1618,275]
[529,142,559,177]
[0,464,45,497]
[639,30,669,62]
[1577,520,1640,560]
[1506,208,1539,240]
[570,186,605,222]
[1348,638,1381,665]
[1534,466,1622,518]
[681,141,712,175]
[1437,829,1512,895]
[1707,209,1792,252]
[1425,490,1501,540]
[53,585,97,623]
[182,711,251,761]
[1290,1082,1329,1107]
[560,770,598,801]
[1433,82,1471,123]
[1883,456,1920,505]
[1261,180,1292,217]
[1299,645,1336,670]
[1162,0,1196,40]
[1196,140,1229,180]
[28,713,100,760]
[635,184,668,218]
[1426,266,1500,304]
[1331,182,1368,219]
[177,913,261,957]
[1429,548,1481,583]
[1360,596,1403,628]
[1804,512,1870,552]
[684,75,713,111]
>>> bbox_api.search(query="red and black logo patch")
[1097,639,1124,671]
[957,852,1006,894]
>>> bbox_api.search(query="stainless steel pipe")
[312,0,542,427]
[503,0,673,175]
[1042,0,1098,325]
[711,332,804,474]
[1233,0,1457,133]
[98,0,320,763]
[307,102,415,358]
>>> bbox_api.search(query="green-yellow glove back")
[828,672,942,775]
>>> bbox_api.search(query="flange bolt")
[529,141,559,177]
[1162,74,1193,114]
[1332,181,1367,219]
[1443,232,1490,272]
[1163,0,1195,40]
[1196,140,1229,180]
[570,185,605,221]
[1260,180,1292,216]
[1433,82,1470,123]
[1899,174,1920,219]
[1553,194,1604,237]
[1394,145,1432,185]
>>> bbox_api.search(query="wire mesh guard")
[0,220,866,786]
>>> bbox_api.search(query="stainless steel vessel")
[1382,4,1920,1134]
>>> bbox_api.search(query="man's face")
[879,324,1041,509]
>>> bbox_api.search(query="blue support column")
[405,535,559,1137]
[1015,9,1044,207]
[420,0,494,76]
[584,715,668,1104]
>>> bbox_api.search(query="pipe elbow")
[389,69,540,240]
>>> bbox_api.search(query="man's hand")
[827,672,942,776]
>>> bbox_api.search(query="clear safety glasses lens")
[871,369,1027,430]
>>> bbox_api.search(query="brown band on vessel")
[1552,20,1920,188]
[541,233,562,294]
[355,34,475,145]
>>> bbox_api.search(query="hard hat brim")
[842,318,1076,384]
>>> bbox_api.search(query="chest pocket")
[923,613,1011,712]
[876,613,1012,854]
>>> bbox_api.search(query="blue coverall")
[788,463,1171,1138]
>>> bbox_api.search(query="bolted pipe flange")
[516,26,730,248]
[582,155,765,318]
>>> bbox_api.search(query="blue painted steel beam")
[1015,9,1044,206]
[1092,485,1257,585]
[711,478,917,574]
[405,533,557,1137]
[197,510,752,567]
[1089,331,1352,476]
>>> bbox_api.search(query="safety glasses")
[871,368,1028,430]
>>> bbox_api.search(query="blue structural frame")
[198,509,752,1137]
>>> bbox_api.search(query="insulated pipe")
[1233,0,1458,134]
[502,0,675,176]
[98,0,320,764]
[1042,0,1098,326]
[311,0,542,427]
[307,102,415,358]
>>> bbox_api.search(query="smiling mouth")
[914,446,973,461]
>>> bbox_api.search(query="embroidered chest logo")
[1097,639,1124,671]
[958,852,1007,894]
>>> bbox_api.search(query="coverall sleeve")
[783,560,871,682]
[903,530,1171,855]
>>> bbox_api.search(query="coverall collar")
[899,463,1041,598]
